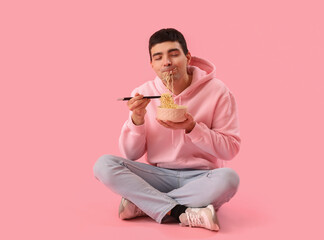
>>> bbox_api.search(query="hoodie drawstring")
[171,96,183,147]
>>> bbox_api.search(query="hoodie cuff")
[126,115,146,135]
[186,122,204,142]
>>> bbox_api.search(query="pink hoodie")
[119,56,240,169]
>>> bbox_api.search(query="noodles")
[160,71,178,108]
[162,71,173,93]
[157,71,187,122]
[160,93,178,108]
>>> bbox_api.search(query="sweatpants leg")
[93,155,240,223]
[167,168,240,210]
[93,154,179,223]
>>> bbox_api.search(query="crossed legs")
[93,154,239,224]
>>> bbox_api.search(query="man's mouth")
[162,67,177,74]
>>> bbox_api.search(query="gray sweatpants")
[93,154,239,223]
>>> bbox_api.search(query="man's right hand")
[127,93,151,125]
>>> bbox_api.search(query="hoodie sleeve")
[186,91,241,160]
[118,90,147,160]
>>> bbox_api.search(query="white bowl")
[156,106,187,122]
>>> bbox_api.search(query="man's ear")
[186,52,192,64]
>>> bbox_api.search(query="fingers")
[128,93,143,105]
[156,118,187,129]
[156,112,195,130]
[184,112,193,121]
[127,93,151,111]
[130,98,150,111]
[133,99,150,111]
[156,119,173,129]
[141,98,151,108]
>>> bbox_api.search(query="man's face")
[150,41,191,83]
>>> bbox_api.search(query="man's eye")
[171,54,179,57]
[154,57,162,61]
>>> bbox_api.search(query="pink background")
[1,0,324,239]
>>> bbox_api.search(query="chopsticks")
[117,96,161,101]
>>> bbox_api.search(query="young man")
[93,28,241,231]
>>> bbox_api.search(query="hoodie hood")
[154,56,216,98]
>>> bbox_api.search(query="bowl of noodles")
[157,93,187,122]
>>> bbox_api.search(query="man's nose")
[163,57,172,66]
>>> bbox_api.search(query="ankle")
[170,205,188,222]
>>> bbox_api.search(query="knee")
[206,168,240,209]
[93,154,121,181]
[221,168,240,192]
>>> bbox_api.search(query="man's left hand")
[156,113,196,134]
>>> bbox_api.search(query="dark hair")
[149,28,188,61]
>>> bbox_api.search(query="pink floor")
[2,143,323,240]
